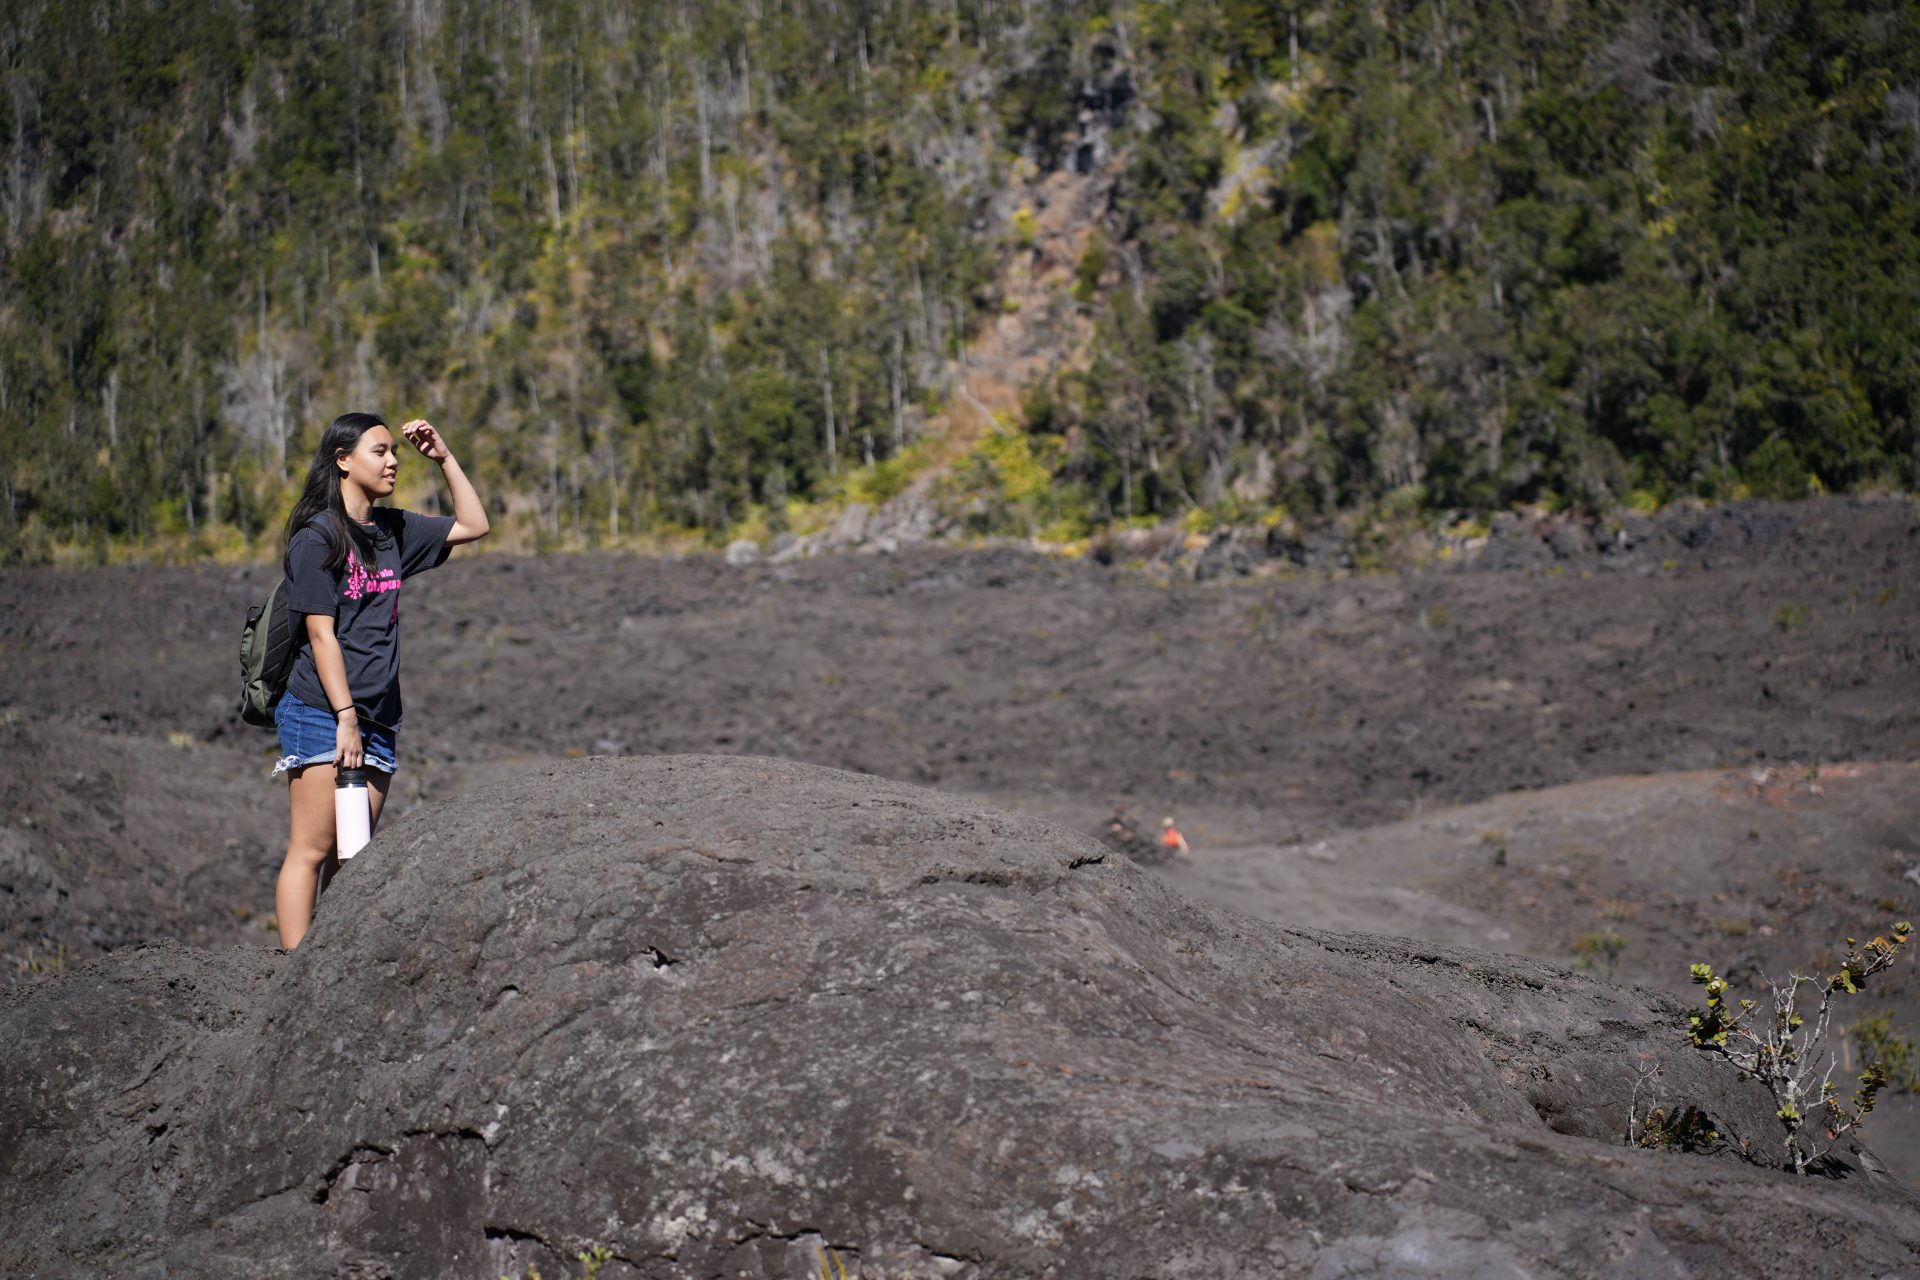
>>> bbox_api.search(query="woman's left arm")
[401,419,491,546]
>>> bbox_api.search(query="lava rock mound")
[6,756,1920,1278]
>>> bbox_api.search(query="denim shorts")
[273,695,397,776]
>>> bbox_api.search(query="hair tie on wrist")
[332,705,353,716]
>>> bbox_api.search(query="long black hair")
[283,412,387,572]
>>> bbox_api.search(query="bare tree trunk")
[890,323,905,450]
[566,62,582,219]
[548,431,560,536]
[398,26,411,140]
[518,0,539,134]
[5,75,32,237]
[103,368,119,453]
[188,369,205,530]
[847,377,864,456]
[913,262,939,352]
[543,132,563,223]
[818,346,838,473]
[695,63,714,206]
[652,78,674,271]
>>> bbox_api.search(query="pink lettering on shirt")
[342,550,402,601]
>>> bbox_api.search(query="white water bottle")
[335,767,372,860]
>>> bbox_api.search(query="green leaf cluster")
[1686,962,1731,1047]
[1637,1103,1720,1153]
[1040,0,1920,527]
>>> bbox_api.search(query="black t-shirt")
[283,508,455,730]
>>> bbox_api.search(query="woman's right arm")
[304,614,363,770]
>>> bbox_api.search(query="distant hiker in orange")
[1161,816,1191,859]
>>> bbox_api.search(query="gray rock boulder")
[831,503,870,547]
[1192,530,1253,581]
[0,941,281,1270]
[724,539,761,566]
[6,756,1920,1279]
[1548,521,1593,560]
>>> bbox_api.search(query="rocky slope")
[3,497,1914,976]
[1156,761,1920,1181]
[6,756,1920,1279]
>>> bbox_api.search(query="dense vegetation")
[1,0,1914,560]
[1046,0,1920,523]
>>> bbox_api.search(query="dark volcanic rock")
[5,498,1916,944]
[6,757,1920,1278]
[1094,804,1172,866]
[0,941,280,1268]
[0,716,287,963]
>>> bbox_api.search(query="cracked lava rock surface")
[6,754,1920,1278]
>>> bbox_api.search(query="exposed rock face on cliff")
[6,756,1919,1278]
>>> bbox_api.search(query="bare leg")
[277,764,336,949]
[278,767,393,948]
[368,768,391,829]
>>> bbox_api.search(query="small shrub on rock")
[1638,1103,1723,1154]
[499,1243,612,1280]
[1687,922,1911,1175]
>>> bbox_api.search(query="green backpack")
[238,577,298,727]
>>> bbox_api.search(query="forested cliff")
[2,0,1915,559]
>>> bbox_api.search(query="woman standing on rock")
[272,412,489,949]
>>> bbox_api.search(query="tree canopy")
[1,0,1914,559]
